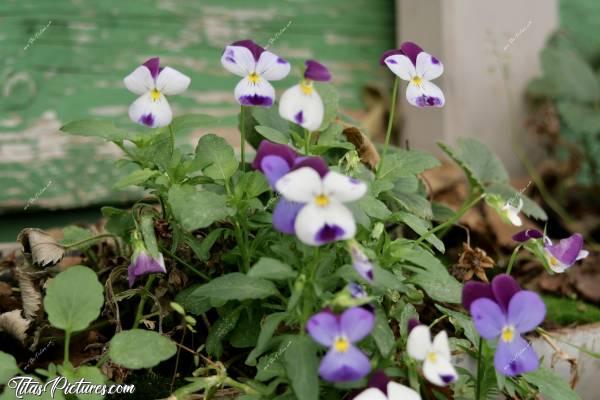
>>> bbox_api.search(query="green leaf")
[44,266,104,332]
[0,351,19,385]
[557,101,600,136]
[63,366,106,400]
[206,308,241,357]
[188,273,278,302]
[171,113,219,134]
[378,149,440,182]
[194,134,239,180]
[283,336,319,400]
[60,226,94,251]
[255,126,290,144]
[60,118,130,142]
[523,367,582,400]
[168,184,235,231]
[358,195,392,220]
[246,312,287,366]
[403,248,462,303]
[185,229,224,262]
[372,309,395,357]
[109,329,177,369]
[394,211,444,252]
[101,207,134,237]
[234,171,270,199]
[114,168,157,189]
[248,258,297,281]
[316,83,339,130]
[436,305,479,346]
[175,285,212,316]
[372,266,408,293]
[390,192,433,220]
[439,138,508,190]
[140,214,160,259]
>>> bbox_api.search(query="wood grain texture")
[0,0,394,210]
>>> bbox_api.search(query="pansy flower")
[512,229,588,273]
[307,307,374,382]
[500,198,524,226]
[463,274,545,376]
[407,325,457,386]
[354,371,421,400]
[252,140,328,234]
[128,236,167,287]
[221,39,290,107]
[124,57,191,128]
[275,166,367,246]
[348,241,374,282]
[381,42,444,108]
[279,60,331,131]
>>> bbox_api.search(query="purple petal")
[239,94,273,107]
[252,141,297,173]
[304,60,331,82]
[512,229,543,242]
[292,156,329,177]
[348,282,367,298]
[545,233,584,266]
[368,371,391,395]
[494,335,539,376]
[128,251,166,287]
[415,95,443,107]
[143,57,161,80]
[231,39,265,61]
[261,155,291,188]
[491,274,521,313]
[307,310,339,346]
[315,224,345,244]
[350,246,374,282]
[462,281,494,311]
[507,291,546,334]
[294,111,304,125]
[470,298,505,339]
[379,42,424,66]
[272,198,304,235]
[139,113,155,127]
[340,307,374,343]
[319,346,371,382]
[407,318,421,334]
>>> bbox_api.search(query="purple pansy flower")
[407,325,457,386]
[307,307,374,382]
[348,242,375,282]
[279,59,331,131]
[463,274,546,376]
[221,39,290,107]
[512,230,588,273]
[128,239,167,287]
[381,41,445,108]
[275,166,367,246]
[123,57,191,128]
[512,229,544,242]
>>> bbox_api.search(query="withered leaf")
[342,126,380,170]
[17,269,42,319]
[17,228,65,267]
[0,309,30,343]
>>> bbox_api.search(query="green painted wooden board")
[0,0,395,212]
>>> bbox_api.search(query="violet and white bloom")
[307,307,374,382]
[348,241,374,282]
[221,39,290,107]
[407,325,457,386]
[124,57,191,128]
[275,167,367,246]
[381,42,444,108]
[279,60,331,131]
[128,239,167,287]
[501,198,524,226]
[463,274,545,376]
[354,381,421,400]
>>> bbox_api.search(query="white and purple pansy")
[307,307,374,382]
[279,59,331,131]
[124,57,191,128]
[221,39,291,107]
[407,324,457,386]
[348,241,374,282]
[127,238,167,287]
[252,140,329,235]
[355,371,421,400]
[275,165,367,246]
[381,41,445,108]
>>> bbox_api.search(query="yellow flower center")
[548,256,559,267]
[150,88,161,101]
[300,79,314,95]
[501,326,515,343]
[333,337,350,353]
[426,352,438,363]
[314,194,330,207]
[411,76,423,86]
[248,72,260,84]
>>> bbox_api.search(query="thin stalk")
[133,275,156,329]
[475,337,483,400]
[64,330,71,364]
[239,105,247,171]
[160,246,210,280]
[63,233,119,250]
[305,129,312,154]
[376,76,400,178]
[506,243,524,275]
[169,124,175,155]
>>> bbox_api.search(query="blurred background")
[0,0,598,242]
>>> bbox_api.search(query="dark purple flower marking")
[367,371,391,395]
[277,57,288,64]
[407,318,421,333]
[304,60,331,82]
[431,56,440,64]
[462,274,520,312]
[143,57,161,80]
[239,94,273,107]
[512,229,544,242]
[294,111,304,124]
[379,41,424,66]
[139,113,155,127]
[231,39,265,61]
[316,224,345,244]
[416,95,443,107]
[348,282,367,299]
[349,243,375,282]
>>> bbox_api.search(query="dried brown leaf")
[342,126,380,170]
[17,228,65,267]
[17,269,42,319]
[0,309,30,343]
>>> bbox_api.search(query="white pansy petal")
[577,250,589,261]
[234,77,275,107]
[124,66,155,95]
[221,45,256,77]
[387,382,422,400]
[423,354,458,386]
[384,54,416,81]
[294,202,356,246]
[432,331,451,360]
[156,67,191,95]
[128,93,173,128]
[256,51,291,81]
[353,388,388,400]
[323,171,367,203]
[416,52,444,80]
[279,84,324,131]
[275,167,322,203]
[406,81,445,108]
[407,325,431,361]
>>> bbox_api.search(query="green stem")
[133,275,156,329]
[376,76,400,178]
[64,330,71,364]
[304,129,312,154]
[239,105,247,171]
[168,124,175,155]
[222,377,259,395]
[475,337,483,400]
[63,233,119,250]
[160,246,209,280]
[415,193,485,246]
[506,243,524,275]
